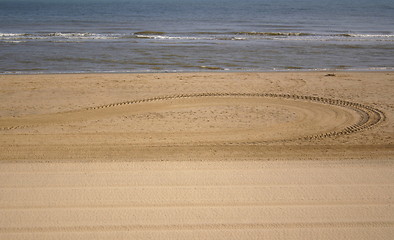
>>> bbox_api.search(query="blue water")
[1,0,393,73]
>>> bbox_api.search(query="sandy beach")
[0,71,393,239]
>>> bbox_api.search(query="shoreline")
[1,68,394,76]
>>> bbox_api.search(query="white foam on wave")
[4,41,26,44]
[134,34,214,41]
[2,31,393,43]
[0,32,121,41]
[0,33,30,41]
[347,34,394,38]
[271,33,394,42]
[46,32,119,40]
[0,33,25,37]
[134,33,251,41]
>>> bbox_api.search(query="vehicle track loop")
[0,93,385,144]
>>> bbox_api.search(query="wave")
[233,31,313,36]
[133,31,394,42]
[133,34,212,40]
[1,31,393,43]
[44,32,121,40]
[133,31,166,35]
[0,32,120,41]
[0,33,27,37]
[336,33,394,37]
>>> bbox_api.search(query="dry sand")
[0,71,393,239]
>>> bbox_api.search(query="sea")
[0,0,393,74]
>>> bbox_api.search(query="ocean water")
[0,0,393,74]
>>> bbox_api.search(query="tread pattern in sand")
[0,93,385,145]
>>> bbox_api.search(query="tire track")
[0,93,385,143]
[1,222,393,233]
[1,201,390,210]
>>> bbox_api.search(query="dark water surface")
[1,0,393,73]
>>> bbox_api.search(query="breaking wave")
[1,31,393,43]
[0,32,120,42]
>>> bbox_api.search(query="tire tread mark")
[1,222,393,233]
[0,93,385,144]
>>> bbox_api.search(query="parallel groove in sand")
[0,160,393,238]
[1,202,391,210]
[2,185,392,207]
[2,222,394,233]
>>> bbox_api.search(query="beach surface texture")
[0,72,393,239]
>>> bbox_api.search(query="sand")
[0,71,393,239]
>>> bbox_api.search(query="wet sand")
[0,72,393,239]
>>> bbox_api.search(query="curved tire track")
[0,93,385,143]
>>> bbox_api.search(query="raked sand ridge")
[0,72,393,239]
